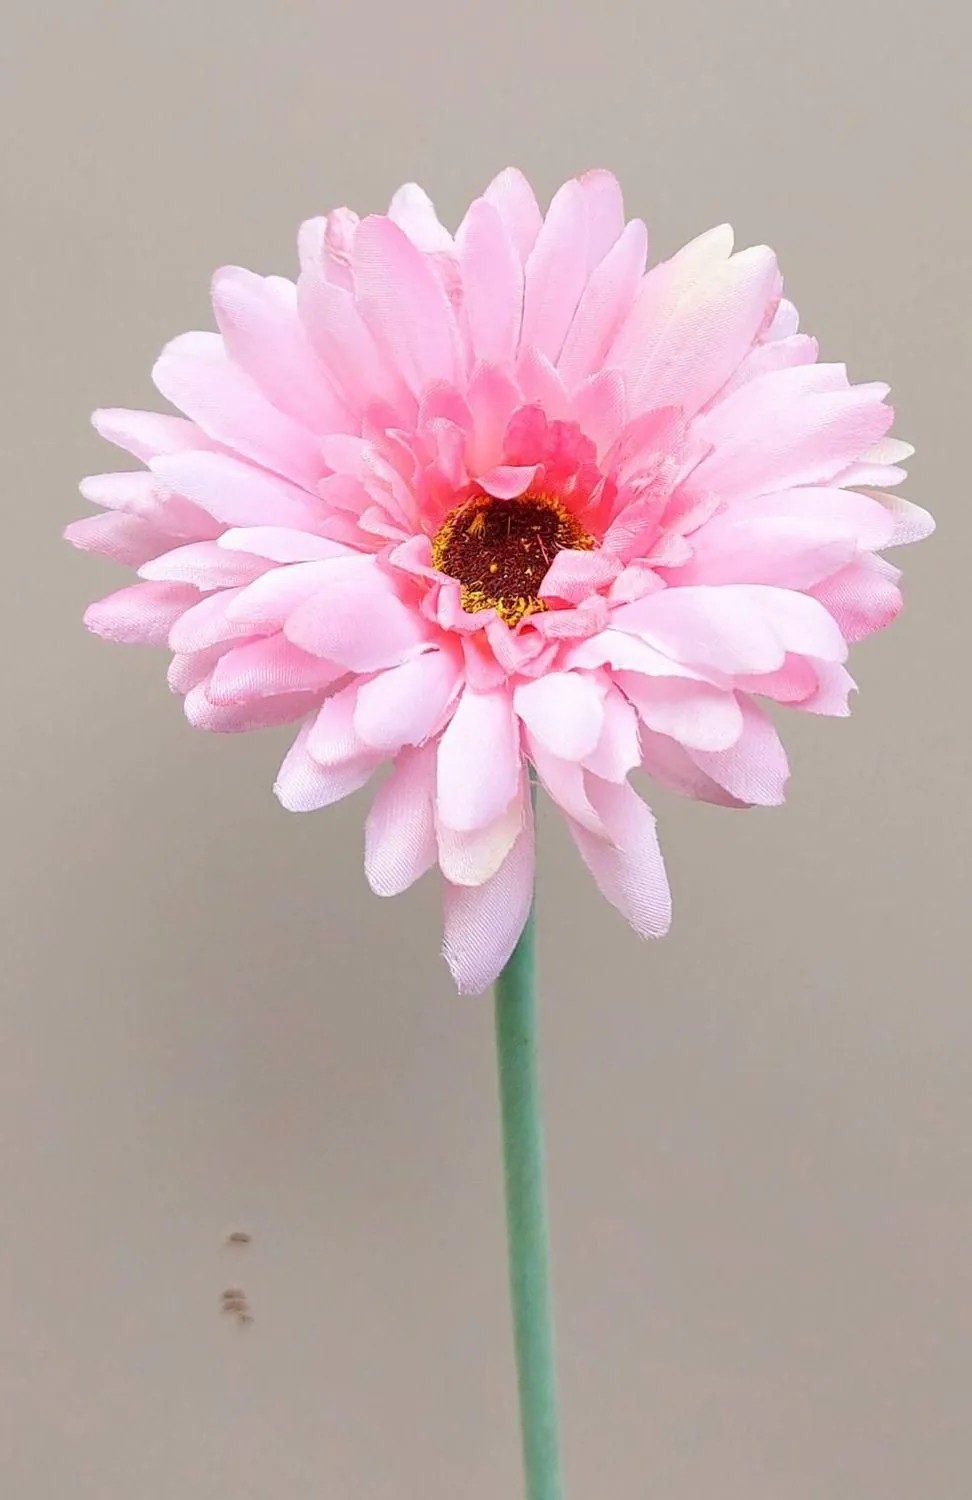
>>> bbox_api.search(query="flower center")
[431,493,595,626]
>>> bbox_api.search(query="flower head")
[69,169,933,991]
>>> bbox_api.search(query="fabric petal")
[442,808,535,994]
[437,686,520,832]
[687,696,789,805]
[437,787,525,886]
[274,720,380,812]
[630,246,781,417]
[520,179,589,363]
[616,674,744,751]
[456,198,523,367]
[352,215,461,393]
[183,682,317,732]
[387,183,454,253]
[217,527,357,563]
[364,744,438,896]
[566,778,671,938]
[91,407,218,462]
[482,168,543,263]
[139,540,271,589]
[514,672,605,761]
[65,512,176,568]
[640,728,748,807]
[207,634,344,704]
[285,567,431,670]
[150,450,323,532]
[353,650,460,752]
[168,589,257,653]
[83,581,200,646]
[152,331,323,486]
[608,224,734,391]
[583,685,642,782]
[693,384,895,499]
[211,266,350,431]
[810,556,903,642]
[558,219,648,389]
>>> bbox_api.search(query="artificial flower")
[68,169,933,990]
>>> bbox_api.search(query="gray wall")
[2,1,969,1495]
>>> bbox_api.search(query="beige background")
[2,0,970,1495]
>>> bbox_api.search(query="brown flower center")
[431,493,595,626]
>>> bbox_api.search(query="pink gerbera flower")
[68,169,933,992]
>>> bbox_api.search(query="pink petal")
[567,628,710,679]
[577,169,627,269]
[285,568,431,670]
[297,208,358,290]
[352,215,461,393]
[79,470,159,515]
[526,736,607,836]
[297,271,412,421]
[465,363,522,472]
[613,584,846,675]
[687,696,789,805]
[65,512,175,568]
[442,811,535,994]
[608,224,734,389]
[477,464,539,499]
[353,650,460,752]
[515,347,572,421]
[520,179,589,363]
[810,556,903,642]
[538,548,622,604]
[364,744,438,896]
[566,778,671,938]
[733,654,819,704]
[306,681,369,766]
[151,450,323,532]
[168,643,233,695]
[557,219,648,389]
[91,407,219,462]
[211,266,350,432]
[571,369,628,457]
[83,581,200,645]
[152,332,323,487]
[867,492,935,548]
[616,674,744,751]
[693,384,895,499]
[183,682,317,732]
[583,685,642,781]
[798,661,857,717]
[437,786,526,886]
[139,540,271,589]
[437,687,520,832]
[217,527,357,563]
[482,168,543,263]
[764,298,800,340]
[226,558,368,631]
[514,672,605,761]
[710,333,819,404]
[673,517,858,590]
[629,246,780,417]
[456,199,523,367]
[168,589,257,653]
[207,634,343,704]
[274,720,379,812]
[640,727,748,807]
[387,183,454,252]
[703,487,898,553]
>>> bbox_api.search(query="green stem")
[494,827,565,1500]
